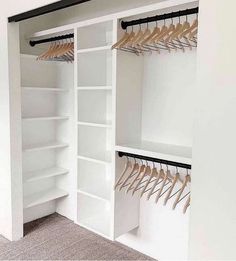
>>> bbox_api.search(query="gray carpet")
[0,214,153,260]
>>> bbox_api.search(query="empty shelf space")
[23,141,69,152]
[22,116,69,121]
[77,45,112,54]
[77,86,112,91]
[77,189,109,203]
[24,167,69,183]
[24,188,68,209]
[78,214,111,239]
[22,87,69,92]
[77,121,112,128]
[116,141,192,165]
[77,191,111,238]
[77,153,111,165]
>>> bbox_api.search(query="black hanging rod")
[118,151,191,170]
[121,7,199,30]
[29,33,74,47]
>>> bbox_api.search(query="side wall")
[189,0,236,259]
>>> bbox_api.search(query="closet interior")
[17,0,198,257]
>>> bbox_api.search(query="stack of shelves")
[21,54,70,222]
[76,20,113,238]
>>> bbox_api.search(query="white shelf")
[77,189,109,203]
[23,141,69,152]
[22,116,69,121]
[116,141,192,165]
[22,87,69,92]
[77,86,112,91]
[24,188,68,209]
[77,45,112,54]
[77,121,112,128]
[24,167,69,183]
[77,152,111,165]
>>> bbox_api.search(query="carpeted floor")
[0,214,153,260]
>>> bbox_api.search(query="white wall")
[189,0,236,260]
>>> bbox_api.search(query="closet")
[16,0,198,258]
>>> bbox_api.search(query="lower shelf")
[78,214,111,239]
[24,188,68,209]
[77,191,111,238]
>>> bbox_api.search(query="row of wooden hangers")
[115,156,191,214]
[37,38,74,62]
[112,14,198,55]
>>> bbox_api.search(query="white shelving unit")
[20,53,73,224]
[75,20,115,239]
[15,1,198,256]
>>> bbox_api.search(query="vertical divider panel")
[74,27,79,222]
[112,18,140,239]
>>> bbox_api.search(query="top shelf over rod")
[22,87,69,92]
[77,45,112,54]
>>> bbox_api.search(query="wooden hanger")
[180,17,198,39]
[125,160,146,193]
[140,163,157,197]
[119,160,140,191]
[114,157,131,189]
[183,195,190,214]
[164,169,181,205]
[173,174,191,210]
[152,20,169,44]
[155,168,172,203]
[147,165,165,200]
[37,41,55,60]
[111,30,130,50]
[131,163,151,195]
[141,22,160,45]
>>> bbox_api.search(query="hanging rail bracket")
[121,7,199,30]
[117,151,191,169]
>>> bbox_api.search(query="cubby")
[78,159,111,201]
[77,192,111,238]
[77,123,111,162]
[77,49,112,87]
[77,89,112,125]
[77,21,113,50]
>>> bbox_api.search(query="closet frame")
[13,0,198,241]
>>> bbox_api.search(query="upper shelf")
[22,87,69,92]
[77,21,112,50]
[116,141,192,165]
[77,45,112,54]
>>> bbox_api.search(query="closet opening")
[16,0,199,259]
